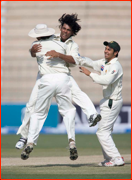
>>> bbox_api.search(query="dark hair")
[40,36,51,40]
[113,49,118,57]
[58,13,81,36]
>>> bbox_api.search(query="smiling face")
[60,23,73,42]
[104,46,118,62]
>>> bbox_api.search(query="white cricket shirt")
[79,57,123,100]
[53,34,79,67]
[32,35,70,75]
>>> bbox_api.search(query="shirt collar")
[53,34,60,41]
[54,34,73,43]
[104,57,118,65]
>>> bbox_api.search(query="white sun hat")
[28,24,55,38]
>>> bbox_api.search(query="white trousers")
[69,75,97,119]
[96,98,123,160]
[26,73,75,144]
[17,73,97,142]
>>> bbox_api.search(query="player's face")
[104,46,118,61]
[60,23,73,42]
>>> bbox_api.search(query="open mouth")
[105,54,109,57]
[62,34,67,38]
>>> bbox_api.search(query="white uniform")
[18,36,76,145]
[54,34,97,118]
[79,56,123,160]
[17,34,98,143]
[35,37,71,75]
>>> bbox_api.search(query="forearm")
[90,73,118,85]
[58,53,75,64]
[79,56,94,68]
[45,50,75,64]
[79,56,103,72]
[29,49,36,57]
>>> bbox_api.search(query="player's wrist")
[58,53,60,58]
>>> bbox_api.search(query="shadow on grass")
[24,162,131,168]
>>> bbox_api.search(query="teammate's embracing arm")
[80,63,123,86]
[78,56,103,73]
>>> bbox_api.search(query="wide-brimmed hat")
[28,24,55,38]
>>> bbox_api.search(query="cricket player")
[79,41,125,166]
[19,24,78,160]
[33,13,101,127]
[16,14,101,157]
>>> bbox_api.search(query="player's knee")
[96,130,100,137]
[68,107,76,116]
[96,129,104,139]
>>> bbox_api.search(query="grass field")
[1,134,131,179]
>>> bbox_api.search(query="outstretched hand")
[45,50,59,59]
[79,67,91,76]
